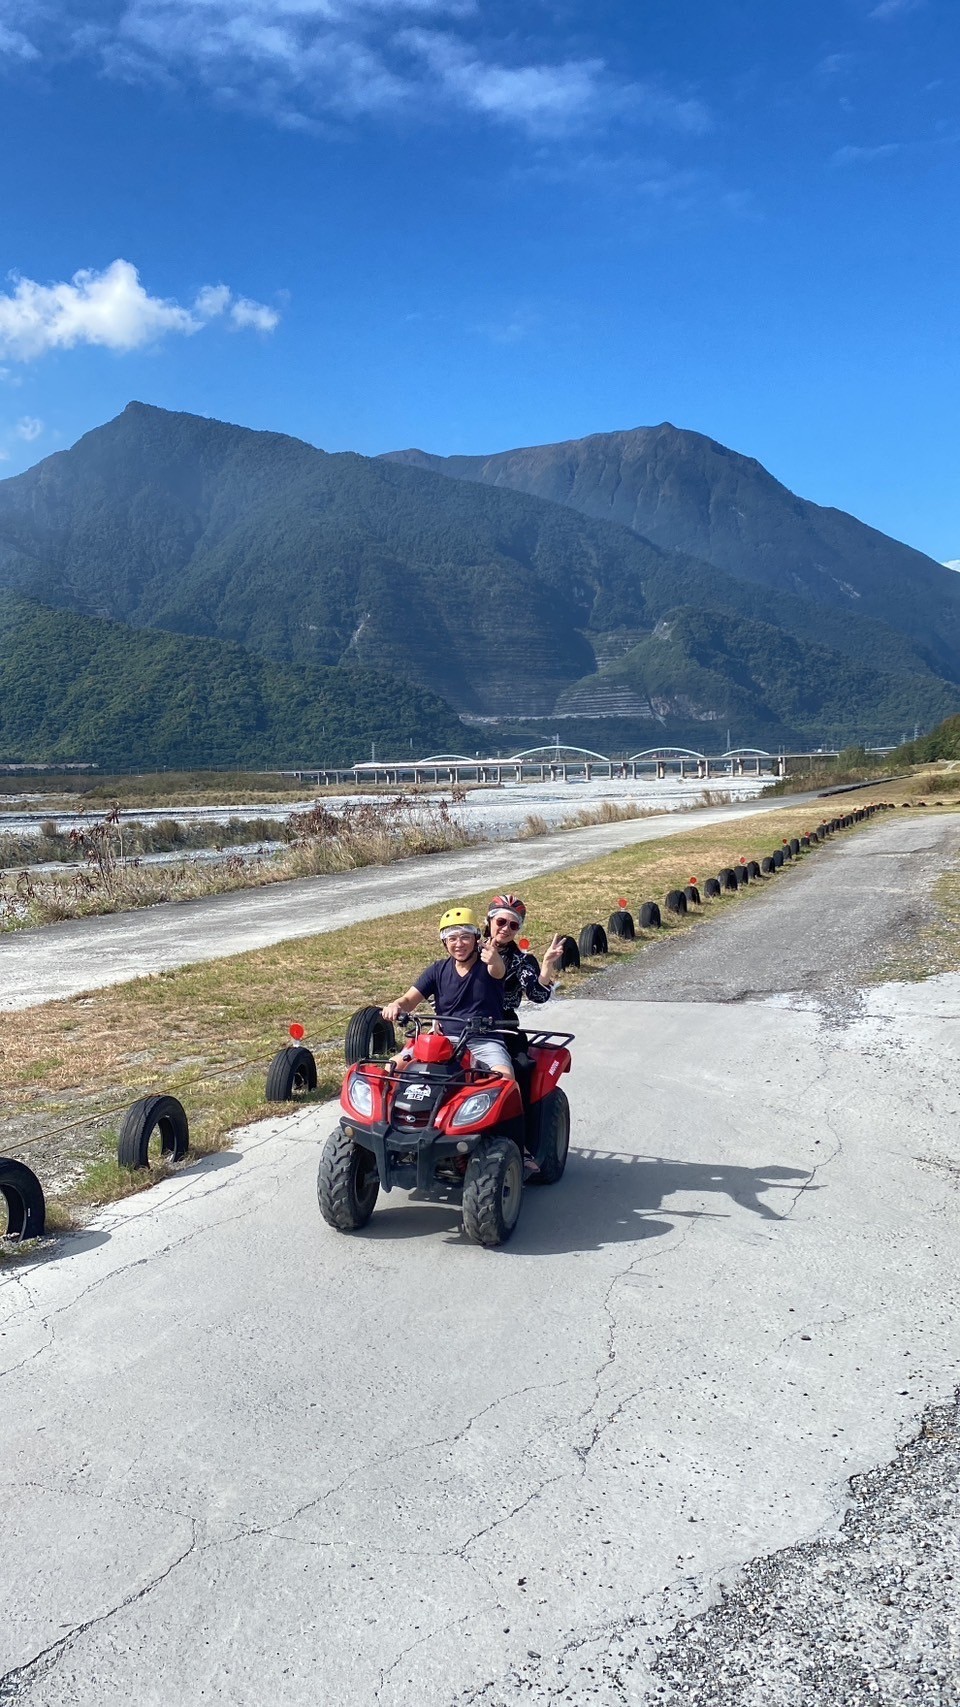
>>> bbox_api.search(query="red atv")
[317,1019,573,1246]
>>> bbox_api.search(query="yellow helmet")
[439,906,479,939]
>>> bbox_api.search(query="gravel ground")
[570,811,960,1705]
[579,813,960,1009]
[648,1393,960,1706]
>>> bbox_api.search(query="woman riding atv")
[483,893,565,1021]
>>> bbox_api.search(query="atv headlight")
[347,1074,374,1118]
[451,1090,497,1129]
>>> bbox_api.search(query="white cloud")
[870,0,924,17]
[943,560,960,573]
[831,142,901,165]
[0,259,280,361]
[229,295,281,331]
[15,415,43,440]
[3,1,708,141]
[0,448,9,462]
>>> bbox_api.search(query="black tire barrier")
[684,885,701,907]
[808,832,819,845]
[789,838,801,856]
[665,889,687,915]
[760,857,775,875]
[345,1006,396,1066]
[800,836,810,848]
[117,1095,190,1172]
[718,868,738,893]
[0,1157,46,1240]
[746,862,761,880]
[638,901,662,928]
[578,923,608,957]
[607,908,635,941]
[266,1045,319,1102]
[703,878,722,898]
[734,865,749,887]
[772,849,785,869]
[558,934,581,970]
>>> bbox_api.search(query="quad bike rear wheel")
[461,1138,524,1247]
[318,1129,380,1230]
[528,1089,570,1186]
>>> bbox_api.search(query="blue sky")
[0,0,956,558]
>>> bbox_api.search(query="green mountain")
[384,426,960,686]
[1,402,957,753]
[555,609,960,749]
[0,594,467,769]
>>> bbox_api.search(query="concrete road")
[2,813,959,1704]
[0,793,810,1012]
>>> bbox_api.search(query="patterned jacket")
[499,941,553,1011]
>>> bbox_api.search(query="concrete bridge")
[297,745,845,787]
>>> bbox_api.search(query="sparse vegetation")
[0,802,874,1235]
[0,812,287,869]
[0,796,476,930]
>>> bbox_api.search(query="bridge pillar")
[515,765,522,783]
[777,756,786,778]
[754,757,761,776]
[584,763,592,781]
[679,759,686,779]
[657,761,665,780]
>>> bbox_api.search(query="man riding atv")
[381,906,514,1078]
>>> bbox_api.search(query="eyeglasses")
[492,918,520,930]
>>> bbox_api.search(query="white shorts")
[465,1037,513,1076]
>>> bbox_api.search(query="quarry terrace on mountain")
[1,403,958,770]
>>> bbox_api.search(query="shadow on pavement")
[358,1151,816,1255]
[36,1227,113,1263]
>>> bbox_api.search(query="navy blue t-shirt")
[415,955,505,1026]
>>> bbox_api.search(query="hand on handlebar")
[381,1001,405,1023]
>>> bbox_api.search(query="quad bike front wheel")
[461,1138,524,1247]
[318,1129,380,1231]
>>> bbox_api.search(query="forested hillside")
[895,713,960,764]
[1,403,957,752]
[385,426,960,686]
[0,595,467,768]
[556,609,960,748]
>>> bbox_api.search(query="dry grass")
[0,797,476,930]
[870,865,960,984]
[0,800,873,1238]
[0,813,287,870]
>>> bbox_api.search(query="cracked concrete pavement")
[2,806,960,1705]
[0,790,814,1011]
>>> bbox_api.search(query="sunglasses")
[491,917,520,930]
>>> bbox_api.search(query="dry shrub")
[518,813,550,839]
[0,796,476,930]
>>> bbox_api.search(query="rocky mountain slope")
[1,404,957,753]
[384,425,960,686]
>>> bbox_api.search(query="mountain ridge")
[1,403,958,753]
[382,423,960,684]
